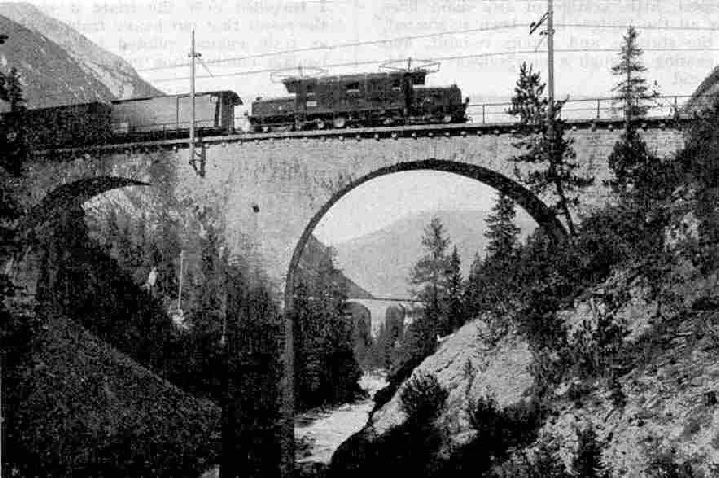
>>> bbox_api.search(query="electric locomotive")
[249,66,469,132]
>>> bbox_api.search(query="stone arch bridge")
[4,118,686,476]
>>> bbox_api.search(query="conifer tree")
[0,68,27,175]
[611,27,658,126]
[507,62,548,129]
[508,63,593,236]
[608,27,661,198]
[293,247,361,409]
[408,217,452,355]
[463,253,484,319]
[6,67,26,112]
[572,426,607,477]
[445,246,464,332]
[484,193,521,260]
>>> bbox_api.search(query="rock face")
[531,256,719,475]
[0,2,161,109]
[331,319,535,472]
[373,321,534,438]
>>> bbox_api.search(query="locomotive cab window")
[391,79,401,92]
[346,82,360,94]
[306,83,315,97]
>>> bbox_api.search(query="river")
[201,371,388,477]
[295,371,388,466]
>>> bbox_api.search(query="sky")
[312,172,499,244]
[15,0,719,243]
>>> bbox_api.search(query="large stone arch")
[285,158,566,310]
[278,158,568,473]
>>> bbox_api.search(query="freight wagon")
[1,90,242,149]
[110,91,241,138]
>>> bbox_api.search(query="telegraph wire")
[149,47,719,83]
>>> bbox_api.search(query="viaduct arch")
[281,158,569,476]
[284,158,567,309]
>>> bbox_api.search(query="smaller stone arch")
[5,177,149,315]
[18,176,149,239]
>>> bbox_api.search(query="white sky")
[23,0,719,102]
[313,171,498,244]
[15,0,719,243]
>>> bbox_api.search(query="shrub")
[400,372,448,422]
[573,426,608,478]
[645,448,699,477]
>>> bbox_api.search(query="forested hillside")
[329,48,719,477]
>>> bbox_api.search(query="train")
[0,67,469,150]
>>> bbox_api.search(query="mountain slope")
[0,14,118,109]
[686,65,719,113]
[300,234,374,299]
[0,2,162,100]
[333,209,536,298]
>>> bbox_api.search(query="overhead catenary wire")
[137,23,523,72]
[137,22,719,73]
[148,47,719,83]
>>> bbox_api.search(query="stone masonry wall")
[16,127,685,297]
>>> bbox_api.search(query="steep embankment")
[8,313,220,476]
[330,208,719,476]
[330,319,536,475]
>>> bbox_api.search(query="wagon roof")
[111,90,242,105]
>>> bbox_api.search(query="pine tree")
[0,68,27,175]
[445,246,464,332]
[507,62,548,129]
[6,68,26,112]
[463,253,484,319]
[611,27,658,127]
[508,63,593,236]
[572,426,607,477]
[293,247,361,409]
[608,27,661,198]
[485,193,521,260]
[409,217,451,348]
